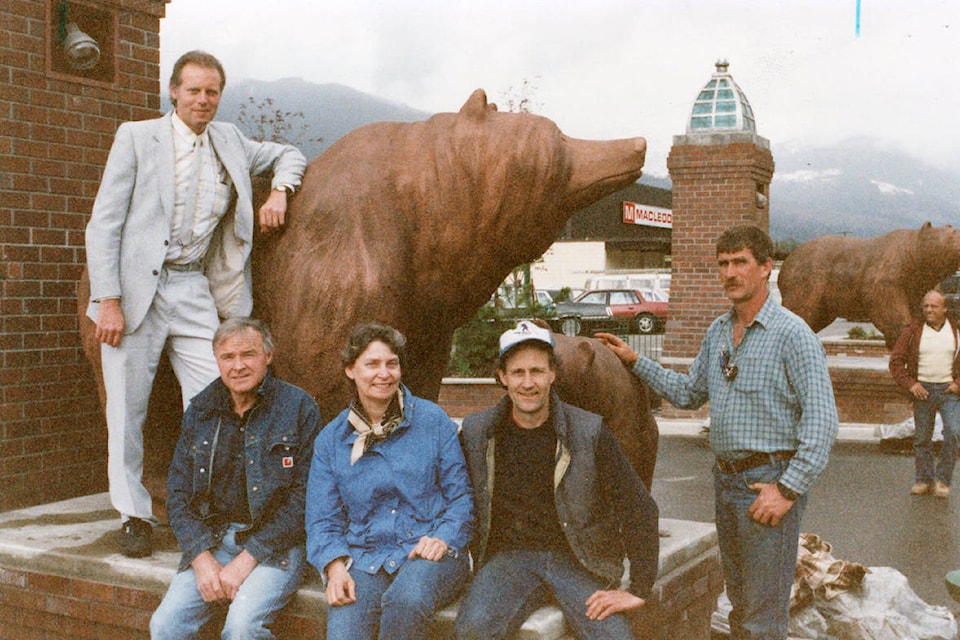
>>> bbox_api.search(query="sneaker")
[933,481,950,498]
[910,482,931,495]
[119,517,152,558]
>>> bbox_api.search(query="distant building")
[533,181,673,290]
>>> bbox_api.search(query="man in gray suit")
[85,50,307,557]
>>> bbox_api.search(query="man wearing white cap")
[455,321,659,640]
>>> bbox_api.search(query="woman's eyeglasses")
[720,349,738,381]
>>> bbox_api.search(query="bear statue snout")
[561,135,647,211]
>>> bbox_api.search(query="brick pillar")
[663,133,774,359]
[0,0,169,510]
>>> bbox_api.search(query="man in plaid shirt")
[599,225,838,640]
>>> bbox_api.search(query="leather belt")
[163,262,203,272]
[715,450,795,474]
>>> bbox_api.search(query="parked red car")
[553,288,668,336]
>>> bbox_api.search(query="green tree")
[446,307,502,378]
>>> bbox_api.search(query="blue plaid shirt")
[633,296,838,495]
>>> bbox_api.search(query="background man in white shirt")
[889,289,960,498]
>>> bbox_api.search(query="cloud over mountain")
[770,137,960,241]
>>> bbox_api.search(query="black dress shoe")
[119,517,153,558]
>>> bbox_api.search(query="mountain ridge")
[216,77,960,242]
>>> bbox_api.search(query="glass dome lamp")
[686,58,756,134]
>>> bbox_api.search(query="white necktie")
[177,137,203,247]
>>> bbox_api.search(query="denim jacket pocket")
[263,430,300,486]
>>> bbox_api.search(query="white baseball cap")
[498,321,556,357]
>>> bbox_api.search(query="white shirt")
[918,321,956,383]
[166,112,232,264]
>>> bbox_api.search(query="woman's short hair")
[213,317,274,354]
[340,322,407,367]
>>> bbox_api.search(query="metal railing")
[623,333,664,361]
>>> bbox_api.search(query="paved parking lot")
[652,435,960,613]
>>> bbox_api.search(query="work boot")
[933,481,950,498]
[119,517,152,557]
[910,481,931,495]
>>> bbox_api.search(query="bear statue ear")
[915,221,933,252]
[460,89,493,121]
[576,339,596,367]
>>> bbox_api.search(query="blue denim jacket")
[305,385,474,578]
[166,370,322,571]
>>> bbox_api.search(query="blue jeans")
[150,525,305,639]
[713,459,806,640]
[454,549,635,640]
[913,382,960,485]
[326,554,469,640]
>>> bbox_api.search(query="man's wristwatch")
[776,482,800,501]
[273,184,292,194]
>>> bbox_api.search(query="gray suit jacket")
[85,112,307,332]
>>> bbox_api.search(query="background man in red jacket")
[889,289,960,498]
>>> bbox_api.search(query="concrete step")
[0,493,722,639]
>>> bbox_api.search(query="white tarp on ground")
[711,568,957,640]
[712,535,958,640]
[876,415,944,442]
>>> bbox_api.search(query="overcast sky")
[160,0,958,177]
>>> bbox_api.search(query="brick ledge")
[0,494,721,639]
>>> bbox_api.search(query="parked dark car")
[483,291,555,329]
[551,288,668,336]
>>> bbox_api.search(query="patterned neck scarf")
[348,390,405,465]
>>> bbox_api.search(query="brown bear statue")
[777,222,960,348]
[78,89,658,494]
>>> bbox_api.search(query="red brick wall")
[664,138,774,359]
[0,0,169,510]
[823,339,888,358]
[0,566,161,640]
[656,360,912,425]
[436,378,505,417]
[0,548,723,640]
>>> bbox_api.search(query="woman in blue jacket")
[306,322,474,639]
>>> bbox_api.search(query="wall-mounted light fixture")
[57,1,100,70]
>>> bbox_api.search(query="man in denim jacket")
[150,318,321,638]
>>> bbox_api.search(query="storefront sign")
[623,202,673,229]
